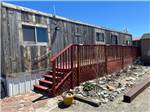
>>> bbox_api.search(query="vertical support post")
[104,45,108,74]
[132,46,134,62]
[122,46,124,69]
[70,45,73,89]
[77,44,80,86]
[52,61,56,96]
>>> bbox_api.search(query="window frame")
[21,11,33,23]
[22,23,48,45]
[22,25,36,43]
[111,34,118,45]
[95,32,105,43]
[35,14,42,24]
[36,27,48,43]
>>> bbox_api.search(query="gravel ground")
[1,64,150,112]
[51,87,150,112]
[50,65,150,112]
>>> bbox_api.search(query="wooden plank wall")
[1,7,49,75]
[50,19,94,55]
[1,7,22,74]
[1,6,132,76]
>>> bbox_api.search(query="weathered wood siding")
[50,19,94,55]
[1,7,50,75]
[1,7,22,74]
[1,4,132,76]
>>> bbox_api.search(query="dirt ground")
[0,65,150,112]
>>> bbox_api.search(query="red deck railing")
[50,44,140,95]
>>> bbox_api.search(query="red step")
[48,70,64,75]
[43,74,62,83]
[34,84,48,91]
[39,80,53,85]
[43,74,61,79]
[43,74,54,79]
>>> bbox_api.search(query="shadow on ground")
[58,101,71,109]
[32,91,53,103]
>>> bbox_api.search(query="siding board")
[1,6,132,75]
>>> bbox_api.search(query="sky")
[4,1,150,38]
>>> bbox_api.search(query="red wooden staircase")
[33,44,139,96]
[34,44,75,96]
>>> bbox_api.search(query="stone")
[99,80,105,85]
[99,85,107,90]
[112,91,118,97]
[74,87,82,94]
[117,82,122,88]
[101,98,109,104]
[116,88,121,94]
[88,90,97,97]
[126,77,136,81]
[108,95,115,101]
[133,72,139,75]
[100,91,109,98]
[106,85,116,91]
[126,81,135,87]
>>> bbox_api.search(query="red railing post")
[104,45,108,74]
[52,61,56,95]
[77,44,80,86]
[122,46,124,69]
[70,45,73,89]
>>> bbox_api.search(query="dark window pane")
[22,25,35,42]
[21,11,32,22]
[96,32,104,42]
[96,33,100,41]
[111,35,118,44]
[35,14,41,24]
[36,27,48,42]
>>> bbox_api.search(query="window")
[75,25,81,36]
[96,32,105,42]
[21,11,32,22]
[35,14,42,24]
[126,40,130,45]
[23,25,35,42]
[36,27,48,42]
[22,25,48,43]
[111,34,118,45]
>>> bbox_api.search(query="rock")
[101,98,109,104]
[88,90,97,97]
[99,85,107,90]
[116,88,122,94]
[133,72,139,75]
[99,80,105,85]
[74,86,83,94]
[126,77,136,81]
[100,91,109,98]
[108,95,115,101]
[116,85,126,94]
[88,80,95,83]
[112,91,118,97]
[126,81,135,87]
[117,82,122,88]
[106,85,116,91]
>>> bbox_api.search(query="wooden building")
[1,2,133,96]
[141,33,150,65]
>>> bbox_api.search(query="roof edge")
[1,2,131,35]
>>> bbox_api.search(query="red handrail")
[51,44,74,62]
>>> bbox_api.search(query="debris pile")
[73,65,150,105]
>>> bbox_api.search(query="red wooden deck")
[34,44,140,96]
